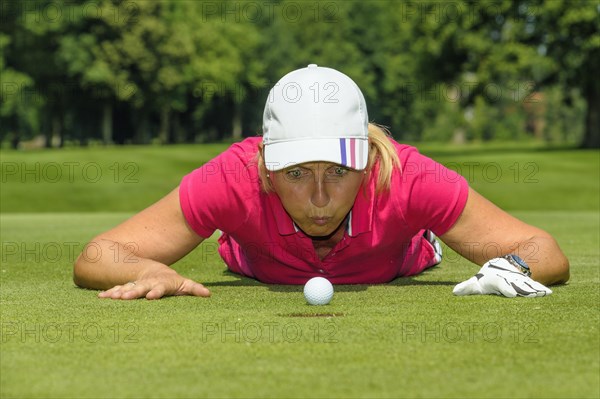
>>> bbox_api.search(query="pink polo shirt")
[179,137,468,284]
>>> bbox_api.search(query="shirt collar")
[348,172,375,237]
[267,192,298,236]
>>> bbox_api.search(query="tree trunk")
[102,103,113,144]
[134,109,149,144]
[43,115,52,148]
[580,84,599,148]
[58,113,65,148]
[10,131,20,149]
[172,114,185,143]
[10,114,21,149]
[232,101,242,140]
[158,105,171,144]
[48,115,61,148]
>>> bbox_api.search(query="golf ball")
[303,277,334,305]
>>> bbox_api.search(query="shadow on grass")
[202,270,457,292]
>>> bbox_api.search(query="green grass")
[1,211,598,398]
[1,144,599,398]
[0,144,227,213]
[1,143,598,212]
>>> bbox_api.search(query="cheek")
[335,177,363,200]
[334,188,359,208]
[274,178,305,198]
[272,178,308,212]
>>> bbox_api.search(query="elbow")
[72,252,88,288]
[545,250,570,285]
[558,254,570,284]
[73,238,105,288]
[540,234,570,285]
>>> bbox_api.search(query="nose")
[310,177,330,208]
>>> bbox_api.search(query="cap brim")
[264,138,368,171]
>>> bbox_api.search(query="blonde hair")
[256,123,401,193]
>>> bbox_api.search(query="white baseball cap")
[262,64,369,171]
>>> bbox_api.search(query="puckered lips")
[311,216,332,226]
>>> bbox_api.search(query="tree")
[530,0,600,148]
[0,34,39,148]
[2,0,595,146]
[1,0,76,147]
[55,1,140,144]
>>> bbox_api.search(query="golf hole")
[279,312,345,318]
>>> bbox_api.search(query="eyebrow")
[289,163,339,170]
[284,163,355,176]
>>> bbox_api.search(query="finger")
[524,279,552,296]
[98,283,142,300]
[180,280,211,298]
[145,285,167,300]
[513,279,552,297]
[98,290,113,298]
[98,285,126,299]
[120,285,149,300]
[492,276,518,298]
[506,279,538,297]
[453,276,482,296]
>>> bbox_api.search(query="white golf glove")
[453,256,552,298]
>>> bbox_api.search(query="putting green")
[2,144,598,397]
[1,211,598,398]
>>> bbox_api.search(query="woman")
[73,64,569,300]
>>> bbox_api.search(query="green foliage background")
[1,0,598,147]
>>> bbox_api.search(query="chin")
[301,224,336,238]
[308,230,332,237]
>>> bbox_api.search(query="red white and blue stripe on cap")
[339,138,365,169]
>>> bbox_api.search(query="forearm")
[445,233,570,286]
[73,239,175,290]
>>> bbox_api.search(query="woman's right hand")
[98,267,211,300]
[74,187,210,299]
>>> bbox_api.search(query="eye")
[335,167,347,175]
[285,168,304,179]
[328,166,349,177]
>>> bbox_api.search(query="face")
[271,162,365,237]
